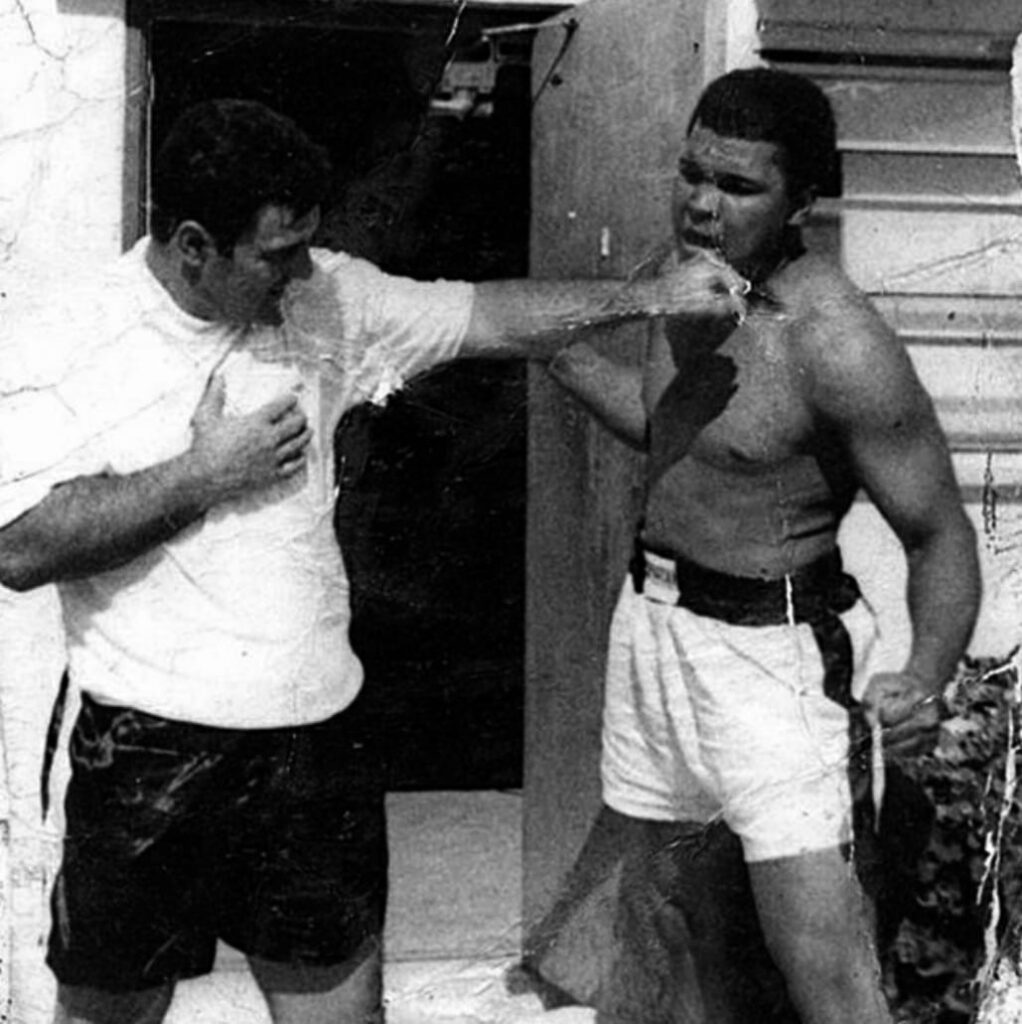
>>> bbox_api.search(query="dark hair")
[150,99,332,252]
[687,68,838,197]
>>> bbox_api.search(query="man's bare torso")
[641,255,859,578]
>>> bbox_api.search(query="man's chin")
[678,238,724,263]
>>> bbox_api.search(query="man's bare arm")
[0,376,311,592]
[547,342,648,449]
[545,298,714,450]
[462,251,746,361]
[806,295,980,749]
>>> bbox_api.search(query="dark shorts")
[47,694,387,991]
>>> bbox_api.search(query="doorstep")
[166,791,593,1022]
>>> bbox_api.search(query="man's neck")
[145,240,217,321]
[741,229,807,310]
[747,228,806,288]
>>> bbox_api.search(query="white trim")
[1013,32,1022,179]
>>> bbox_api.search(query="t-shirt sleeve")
[308,250,475,405]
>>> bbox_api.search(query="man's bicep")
[850,411,963,545]
[833,359,960,542]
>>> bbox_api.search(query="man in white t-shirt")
[0,99,744,1024]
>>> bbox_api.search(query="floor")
[162,791,595,1024]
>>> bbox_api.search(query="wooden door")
[523,0,711,923]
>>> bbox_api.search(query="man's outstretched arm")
[806,294,980,755]
[461,251,746,361]
[0,376,311,592]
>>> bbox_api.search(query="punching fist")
[653,250,750,321]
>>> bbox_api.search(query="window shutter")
[760,1,1022,655]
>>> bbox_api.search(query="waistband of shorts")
[629,539,860,627]
[73,692,358,753]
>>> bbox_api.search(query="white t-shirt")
[0,239,474,727]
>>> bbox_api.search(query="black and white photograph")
[2,2,1022,1023]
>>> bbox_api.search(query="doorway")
[145,2,550,790]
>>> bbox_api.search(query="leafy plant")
[882,654,1022,1023]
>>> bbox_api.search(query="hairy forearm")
[0,454,213,592]
[547,342,647,448]
[468,278,672,361]
[0,379,312,592]
[902,510,980,691]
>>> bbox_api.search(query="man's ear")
[171,220,217,268]
[787,186,817,227]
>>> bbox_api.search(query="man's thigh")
[47,698,225,991]
[749,846,876,950]
[49,697,389,993]
[609,817,797,1024]
[211,707,388,970]
[747,845,890,1023]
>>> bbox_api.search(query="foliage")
[882,653,1022,1023]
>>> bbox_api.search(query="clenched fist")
[652,250,749,321]
[861,670,943,760]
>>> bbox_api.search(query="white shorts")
[601,553,882,862]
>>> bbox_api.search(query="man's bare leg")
[249,936,384,1024]
[54,982,174,1024]
[749,846,891,1024]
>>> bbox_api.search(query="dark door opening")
[148,5,544,791]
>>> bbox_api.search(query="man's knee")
[250,935,384,1024]
[55,982,174,1024]
[769,922,878,990]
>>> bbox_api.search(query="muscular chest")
[645,314,813,475]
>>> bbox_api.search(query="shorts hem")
[601,789,717,825]
[223,925,385,970]
[46,955,213,993]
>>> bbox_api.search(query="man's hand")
[861,670,943,760]
[186,373,313,507]
[653,251,749,321]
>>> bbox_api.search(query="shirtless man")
[546,67,980,1024]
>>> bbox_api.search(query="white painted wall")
[0,2,127,1019]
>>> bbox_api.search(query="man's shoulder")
[778,253,895,359]
[776,252,869,317]
[309,246,386,281]
[776,255,928,424]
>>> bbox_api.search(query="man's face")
[198,204,320,326]
[671,124,806,280]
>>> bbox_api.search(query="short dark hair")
[687,68,838,197]
[150,99,332,252]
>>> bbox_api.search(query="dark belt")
[629,539,860,628]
